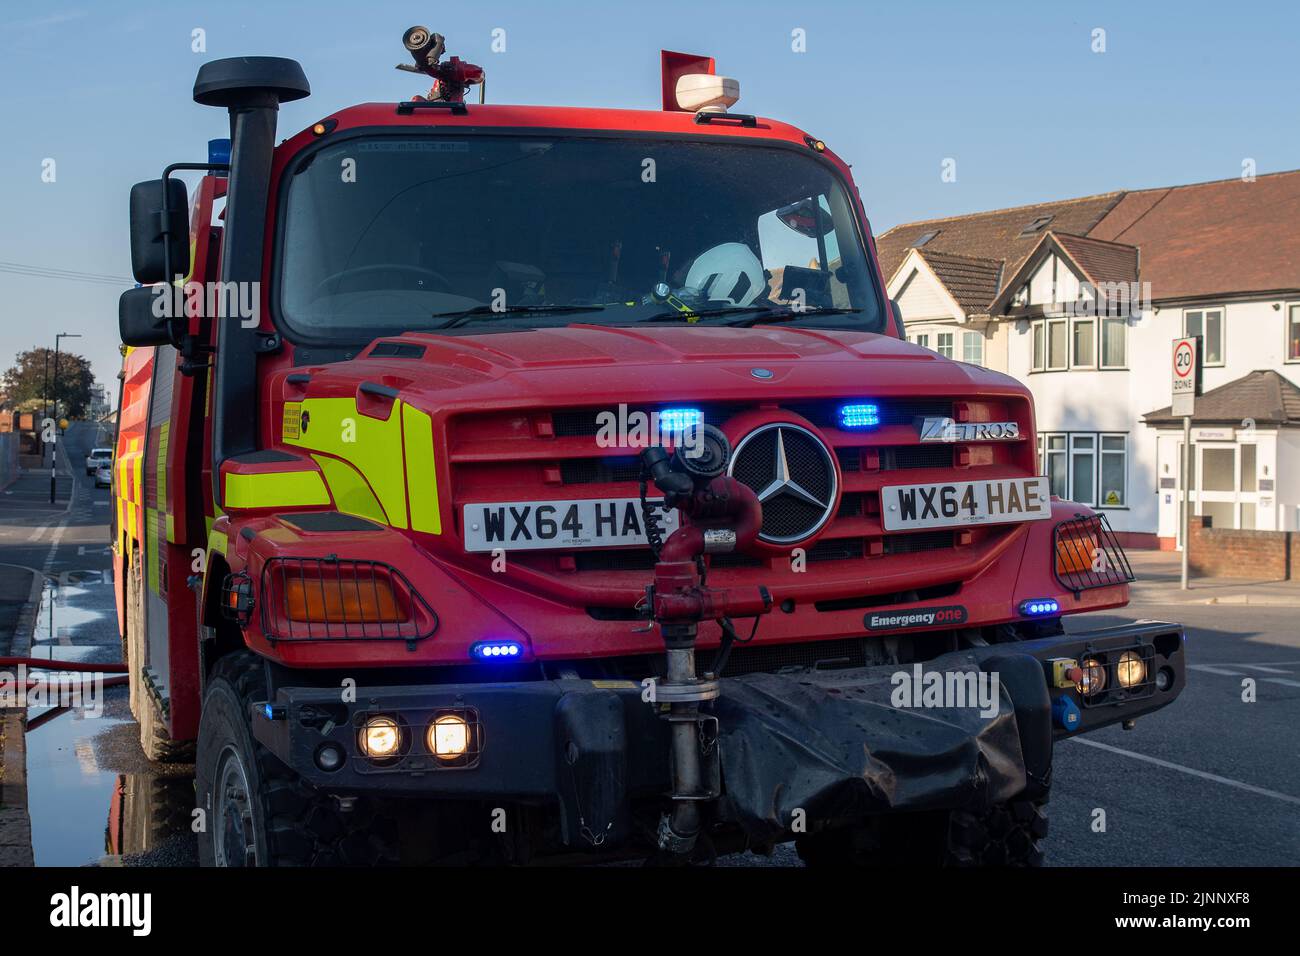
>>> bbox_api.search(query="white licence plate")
[880,477,1051,531]
[462,498,680,552]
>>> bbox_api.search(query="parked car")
[86,447,112,475]
[94,462,112,488]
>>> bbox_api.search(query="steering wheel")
[314,264,453,297]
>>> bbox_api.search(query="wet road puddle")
[23,571,196,866]
[25,705,196,866]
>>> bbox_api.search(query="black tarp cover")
[714,654,1032,841]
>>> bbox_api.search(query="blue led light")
[839,403,880,429]
[471,641,523,661]
[1020,598,1060,617]
[264,703,274,719]
[658,407,703,433]
[208,138,231,165]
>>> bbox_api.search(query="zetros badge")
[917,417,1020,442]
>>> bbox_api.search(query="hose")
[639,474,667,560]
[0,656,127,673]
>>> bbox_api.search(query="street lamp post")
[50,332,82,504]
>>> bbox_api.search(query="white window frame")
[1286,302,1300,364]
[1044,434,1068,498]
[1099,316,1128,370]
[1045,318,1068,371]
[1069,434,1097,506]
[962,330,984,365]
[1070,317,1096,369]
[1184,307,1225,367]
[1037,431,1129,509]
[1098,433,1128,508]
[1031,321,1045,371]
[936,331,954,359]
[1031,315,1127,372]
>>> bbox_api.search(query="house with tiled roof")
[876,170,1300,547]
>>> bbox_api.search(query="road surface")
[2,423,1296,865]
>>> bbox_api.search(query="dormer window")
[1019,215,1054,237]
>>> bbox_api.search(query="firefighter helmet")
[683,242,766,307]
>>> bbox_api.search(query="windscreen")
[278,134,885,339]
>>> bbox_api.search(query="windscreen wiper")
[429,304,606,330]
[633,305,772,323]
[721,307,860,328]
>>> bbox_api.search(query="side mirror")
[129,178,190,285]
[119,285,172,346]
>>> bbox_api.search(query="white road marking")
[1067,737,1300,807]
[38,454,78,576]
[1236,664,1293,674]
[1261,678,1300,688]
[1187,665,1247,676]
[27,525,46,542]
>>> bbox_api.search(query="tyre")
[126,549,194,763]
[796,796,1048,868]
[947,797,1048,867]
[195,650,399,866]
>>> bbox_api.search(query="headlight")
[428,714,469,759]
[1076,657,1107,695]
[359,716,402,758]
[1116,651,1146,689]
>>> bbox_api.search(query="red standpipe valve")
[650,474,771,625]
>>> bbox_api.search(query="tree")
[0,348,94,419]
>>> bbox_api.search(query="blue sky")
[1,0,1296,393]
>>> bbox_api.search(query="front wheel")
[195,651,398,866]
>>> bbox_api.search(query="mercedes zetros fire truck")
[113,31,1185,866]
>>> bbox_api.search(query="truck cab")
[113,38,1185,866]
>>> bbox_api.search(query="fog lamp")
[1076,657,1107,695]
[1116,651,1146,689]
[428,714,469,758]
[359,716,402,758]
[315,742,344,772]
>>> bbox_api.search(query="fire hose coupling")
[702,528,737,552]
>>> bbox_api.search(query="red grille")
[448,395,1036,591]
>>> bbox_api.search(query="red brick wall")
[1187,516,1292,579]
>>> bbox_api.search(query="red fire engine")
[113,32,1184,865]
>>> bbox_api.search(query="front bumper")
[251,619,1185,847]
